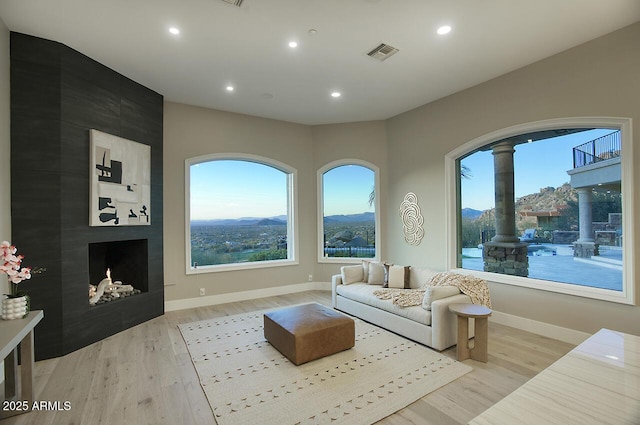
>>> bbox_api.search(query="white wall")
[311,121,389,281]
[0,18,10,296]
[163,102,318,301]
[162,103,389,304]
[385,22,640,336]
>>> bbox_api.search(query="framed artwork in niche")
[90,129,151,226]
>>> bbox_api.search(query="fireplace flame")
[89,268,139,305]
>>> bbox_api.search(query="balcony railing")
[323,246,375,258]
[573,130,621,168]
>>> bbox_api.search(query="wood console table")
[1,310,44,419]
[469,328,640,425]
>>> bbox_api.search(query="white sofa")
[332,263,474,351]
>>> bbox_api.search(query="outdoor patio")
[462,244,622,291]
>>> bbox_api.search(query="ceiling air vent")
[367,43,399,61]
[220,0,243,6]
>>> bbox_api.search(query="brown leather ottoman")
[264,303,355,365]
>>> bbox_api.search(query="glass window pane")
[458,128,623,291]
[189,159,290,267]
[322,165,376,258]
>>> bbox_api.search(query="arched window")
[446,118,635,305]
[185,154,297,273]
[318,160,379,263]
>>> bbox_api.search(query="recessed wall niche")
[88,239,149,297]
[10,32,164,360]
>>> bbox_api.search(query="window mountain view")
[191,212,375,267]
[191,216,288,267]
[323,212,375,258]
[461,183,622,249]
[459,128,623,292]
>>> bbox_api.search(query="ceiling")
[1,1,639,126]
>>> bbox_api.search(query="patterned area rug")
[178,304,472,425]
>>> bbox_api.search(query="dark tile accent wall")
[10,32,164,360]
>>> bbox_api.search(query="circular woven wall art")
[399,192,424,245]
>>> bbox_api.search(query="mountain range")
[461,208,483,220]
[193,184,600,227]
[192,212,375,227]
[323,212,374,223]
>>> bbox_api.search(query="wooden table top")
[449,303,492,318]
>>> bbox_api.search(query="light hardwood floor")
[3,291,574,425]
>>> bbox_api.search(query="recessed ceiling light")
[288,41,298,48]
[226,86,234,92]
[437,25,452,35]
[169,27,180,35]
[331,92,341,98]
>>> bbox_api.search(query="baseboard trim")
[490,310,591,345]
[164,281,332,312]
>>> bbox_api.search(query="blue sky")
[323,165,375,216]
[461,128,615,211]
[190,160,287,220]
[190,130,616,219]
[190,161,374,220]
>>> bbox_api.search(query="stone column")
[491,141,520,243]
[482,141,529,277]
[573,187,599,258]
[576,188,594,242]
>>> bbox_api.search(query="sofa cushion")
[341,265,364,285]
[422,285,461,310]
[409,266,440,289]
[336,283,431,325]
[366,261,386,285]
[387,265,410,289]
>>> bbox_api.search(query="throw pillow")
[367,261,386,285]
[387,265,411,289]
[362,260,370,282]
[341,265,364,285]
[421,285,461,310]
[381,262,394,287]
[409,266,439,289]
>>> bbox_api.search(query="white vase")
[1,295,30,320]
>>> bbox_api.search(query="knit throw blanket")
[374,288,426,307]
[374,272,492,308]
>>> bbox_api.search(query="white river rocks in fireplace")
[89,268,142,305]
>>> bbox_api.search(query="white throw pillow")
[421,286,461,310]
[367,261,386,285]
[409,266,440,289]
[388,265,410,289]
[341,265,364,285]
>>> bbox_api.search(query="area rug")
[178,303,472,425]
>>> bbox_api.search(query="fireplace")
[88,239,148,304]
[10,32,164,360]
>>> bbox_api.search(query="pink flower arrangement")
[1,241,33,296]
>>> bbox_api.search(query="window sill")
[186,259,299,274]
[450,267,635,305]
